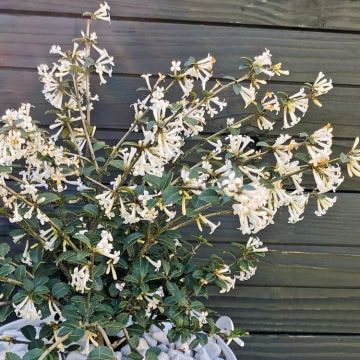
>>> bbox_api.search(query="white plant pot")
[0,317,239,359]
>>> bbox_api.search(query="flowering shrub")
[0,2,359,359]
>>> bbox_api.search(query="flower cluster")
[0,2,358,359]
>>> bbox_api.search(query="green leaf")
[143,174,162,189]
[88,346,114,360]
[22,348,43,360]
[5,353,22,360]
[184,56,196,67]
[92,140,106,152]
[73,233,92,248]
[0,306,12,322]
[52,282,70,299]
[198,189,219,205]
[56,251,91,265]
[123,232,143,250]
[340,152,349,163]
[232,83,242,95]
[83,204,99,217]
[0,243,10,257]
[109,160,123,169]
[14,265,26,282]
[256,141,271,148]
[162,185,181,205]
[39,324,53,340]
[160,172,173,190]
[146,347,161,360]
[0,264,15,276]
[0,165,12,174]
[37,192,60,204]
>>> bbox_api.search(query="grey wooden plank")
[1,1,360,32]
[182,193,360,246]
[1,70,359,139]
[233,334,360,359]
[209,287,360,333]
[197,245,360,288]
[0,15,359,84]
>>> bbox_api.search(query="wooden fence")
[0,1,360,358]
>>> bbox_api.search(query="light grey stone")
[204,342,221,359]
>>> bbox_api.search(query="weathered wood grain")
[197,244,360,288]
[0,15,359,84]
[233,334,360,359]
[182,193,360,246]
[1,70,359,139]
[1,1,360,32]
[210,287,360,333]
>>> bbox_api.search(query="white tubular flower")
[40,227,58,252]
[253,49,274,77]
[185,54,216,89]
[170,60,181,73]
[309,123,333,150]
[261,91,280,113]
[268,180,291,210]
[21,241,32,266]
[287,193,309,224]
[178,75,194,97]
[315,195,337,216]
[312,163,344,193]
[48,299,65,323]
[196,214,220,235]
[347,137,360,177]
[204,96,227,118]
[282,88,309,129]
[93,1,111,23]
[190,309,208,327]
[145,256,161,272]
[226,134,254,158]
[70,266,91,293]
[115,282,125,292]
[246,237,268,253]
[256,114,274,131]
[239,85,256,108]
[9,202,23,223]
[95,190,115,219]
[120,199,140,224]
[272,134,298,164]
[13,296,42,320]
[235,266,257,281]
[310,72,333,107]
[214,265,236,293]
[272,63,289,77]
[82,330,99,355]
[92,45,114,85]
[96,230,120,265]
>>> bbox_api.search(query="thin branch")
[97,325,116,358]
[38,333,71,360]
[0,181,79,251]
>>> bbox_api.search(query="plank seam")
[1,9,360,35]
[0,66,360,90]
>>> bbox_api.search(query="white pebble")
[66,352,87,360]
[158,352,170,360]
[196,348,213,360]
[158,343,169,352]
[149,324,161,335]
[143,332,157,347]
[204,342,221,359]
[152,331,169,344]
[121,344,131,356]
